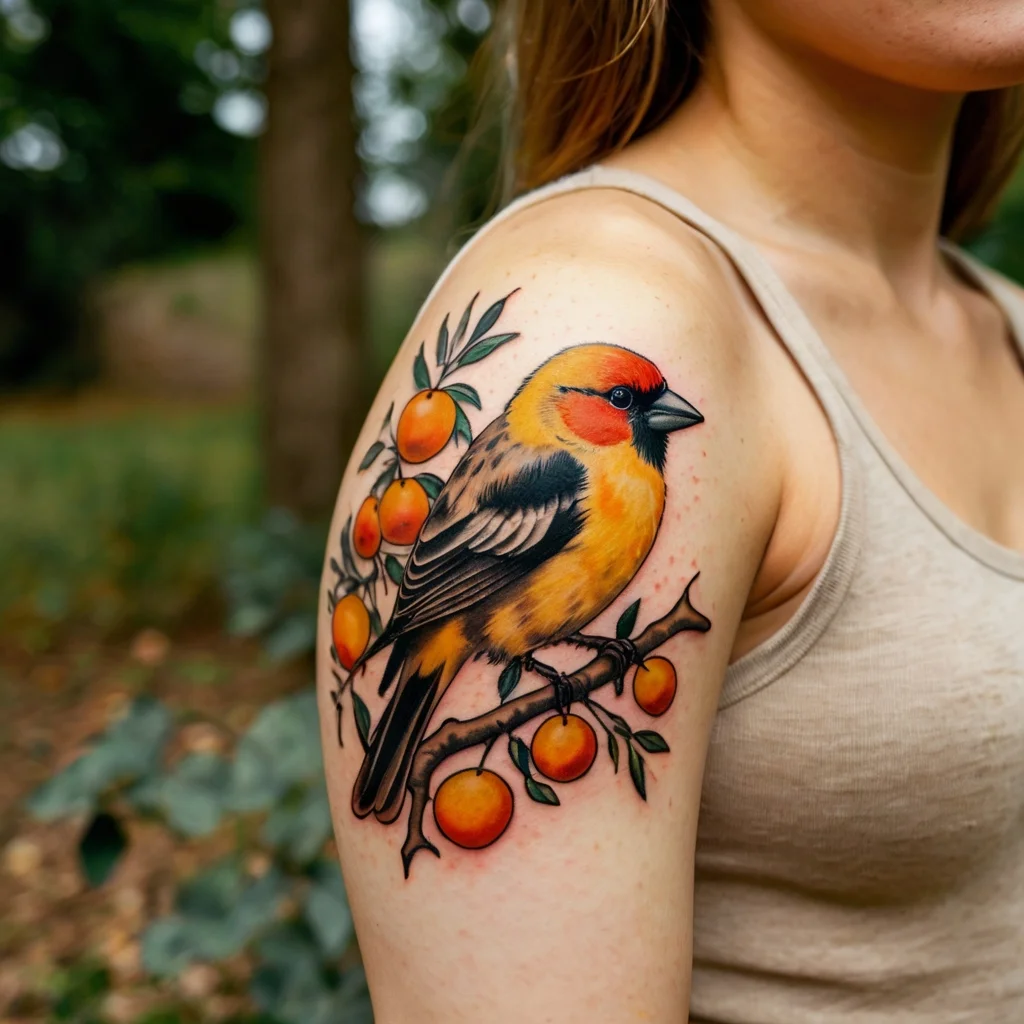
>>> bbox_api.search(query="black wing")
[373,425,587,648]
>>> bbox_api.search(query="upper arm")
[317,193,783,1023]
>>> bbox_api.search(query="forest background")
[2,2,1022,1021]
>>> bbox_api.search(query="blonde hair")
[494,0,1024,239]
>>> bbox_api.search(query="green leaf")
[176,857,244,919]
[607,732,620,773]
[455,332,519,368]
[358,441,386,472]
[260,782,332,865]
[368,607,383,637]
[141,917,205,977]
[385,554,405,584]
[415,473,445,500]
[633,730,670,754]
[264,613,317,663]
[158,753,230,837]
[79,811,127,887]
[616,598,641,639]
[145,865,289,976]
[497,659,521,700]
[453,403,473,446]
[27,697,172,821]
[254,920,321,976]
[336,967,374,1024]
[228,599,276,637]
[227,692,322,812]
[250,926,337,1024]
[507,735,531,776]
[373,459,399,496]
[339,517,356,576]
[628,744,647,800]
[468,292,513,346]
[352,691,372,747]
[50,962,110,1018]
[413,343,431,390]
[304,860,353,957]
[451,293,477,352]
[442,382,482,409]
[435,314,450,365]
[381,401,394,431]
[229,868,289,944]
[525,777,560,805]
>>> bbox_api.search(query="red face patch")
[558,392,631,446]
[594,349,664,395]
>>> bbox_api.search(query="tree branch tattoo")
[326,289,711,876]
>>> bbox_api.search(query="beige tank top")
[429,165,1024,1022]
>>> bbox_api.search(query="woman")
[318,1,1024,1020]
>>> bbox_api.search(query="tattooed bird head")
[507,344,703,472]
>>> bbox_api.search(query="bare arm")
[317,193,783,1023]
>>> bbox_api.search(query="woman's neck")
[629,5,964,299]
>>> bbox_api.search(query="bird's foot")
[523,653,574,718]
[571,635,643,695]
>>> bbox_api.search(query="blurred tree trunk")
[260,0,366,520]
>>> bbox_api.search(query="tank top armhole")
[409,164,868,710]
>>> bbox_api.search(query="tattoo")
[326,289,712,877]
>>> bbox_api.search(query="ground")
[0,623,312,1023]
[0,393,313,1023]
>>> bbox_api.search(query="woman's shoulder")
[417,184,758,362]
[358,181,788,575]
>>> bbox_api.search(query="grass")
[0,398,259,644]
[0,227,448,654]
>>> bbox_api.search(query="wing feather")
[491,506,537,555]
[371,420,587,645]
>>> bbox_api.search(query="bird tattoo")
[352,343,703,823]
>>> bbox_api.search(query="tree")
[0,0,253,387]
[260,0,366,520]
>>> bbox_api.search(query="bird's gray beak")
[646,389,703,433]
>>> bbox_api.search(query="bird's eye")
[609,387,633,410]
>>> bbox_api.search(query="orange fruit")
[433,768,514,849]
[633,656,676,716]
[332,593,370,670]
[353,496,381,559]
[531,714,597,783]
[396,390,457,463]
[378,478,430,546]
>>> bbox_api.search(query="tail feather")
[377,640,405,697]
[352,655,444,823]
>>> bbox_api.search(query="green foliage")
[79,810,128,887]
[0,0,257,386]
[251,924,371,1024]
[27,689,371,1022]
[156,752,233,837]
[507,734,560,806]
[28,696,173,819]
[496,657,520,700]
[47,960,111,1023]
[615,599,641,640]
[143,861,289,974]
[223,510,326,662]
[0,403,258,637]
